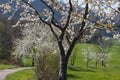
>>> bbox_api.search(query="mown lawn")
[6,44,120,80]
[21,57,33,67]
[68,43,120,80]
[6,69,35,80]
[0,64,18,70]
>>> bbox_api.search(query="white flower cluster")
[13,17,58,58]
[81,46,112,63]
[113,33,120,41]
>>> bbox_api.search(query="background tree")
[91,30,112,67]
[81,47,95,68]
[0,17,18,61]
[0,15,22,64]
[97,37,112,67]
[0,21,7,59]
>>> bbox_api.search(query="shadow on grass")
[112,66,120,69]
[68,66,96,72]
[67,74,79,79]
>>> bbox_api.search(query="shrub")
[35,53,59,80]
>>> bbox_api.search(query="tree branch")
[58,0,73,44]
[40,0,67,57]
[58,41,65,57]
[99,1,120,14]
[22,0,59,41]
[40,0,63,30]
[66,28,86,59]
[22,0,51,26]
[65,32,71,45]
[78,3,89,33]
[66,3,89,58]
[63,0,72,31]
[49,25,59,41]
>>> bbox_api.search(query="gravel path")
[0,67,32,80]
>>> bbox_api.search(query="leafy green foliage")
[0,21,6,59]
[0,21,12,60]
[21,57,33,67]
[35,53,59,80]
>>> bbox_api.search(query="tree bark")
[87,60,89,68]
[102,60,106,67]
[32,57,34,67]
[59,56,68,80]
[95,60,98,68]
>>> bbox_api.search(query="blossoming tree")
[0,0,120,80]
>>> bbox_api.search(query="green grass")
[6,43,120,80]
[0,64,18,70]
[67,43,120,80]
[21,57,33,67]
[67,66,120,80]
[6,69,35,80]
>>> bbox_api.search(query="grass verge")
[0,64,18,70]
[6,69,35,80]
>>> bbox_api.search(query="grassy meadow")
[67,43,120,80]
[6,43,120,80]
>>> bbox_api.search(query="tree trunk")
[101,60,106,67]
[32,57,34,67]
[59,56,68,80]
[95,60,98,68]
[87,60,89,68]
[70,56,74,66]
